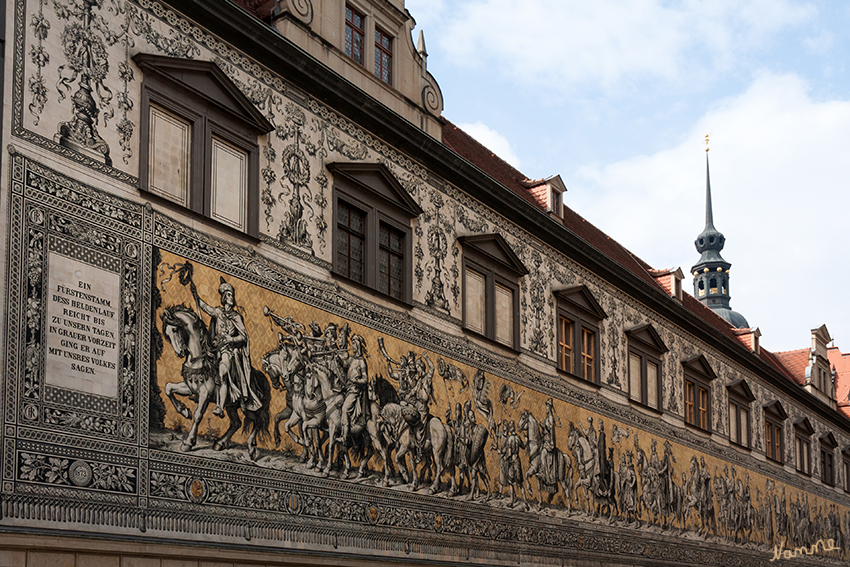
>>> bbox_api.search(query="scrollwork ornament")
[273,0,314,25]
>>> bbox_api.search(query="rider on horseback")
[192,277,262,416]
[338,334,368,444]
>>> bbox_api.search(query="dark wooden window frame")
[763,400,787,464]
[842,446,850,493]
[726,379,754,450]
[329,162,421,304]
[374,26,393,85]
[556,285,607,385]
[345,4,366,65]
[460,234,527,351]
[135,54,272,238]
[626,324,667,411]
[794,417,814,476]
[682,356,716,433]
[820,432,837,487]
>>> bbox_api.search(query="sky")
[406,0,850,354]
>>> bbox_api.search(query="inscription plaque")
[45,252,121,397]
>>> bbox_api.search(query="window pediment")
[794,417,814,435]
[626,324,668,354]
[726,378,755,402]
[459,234,528,277]
[327,162,423,218]
[819,432,837,448]
[133,54,273,134]
[763,400,788,420]
[555,285,607,321]
[682,354,717,381]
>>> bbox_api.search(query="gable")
[726,378,755,402]
[133,53,273,133]
[819,431,838,448]
[682,354,717,381]
[626,324,668,354]
[794,417,814,435]
[763,400,788,420]
[459,233,528,276]
[555,285,608,320]
[327,162,423,218]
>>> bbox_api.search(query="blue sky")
[406,0,850,353]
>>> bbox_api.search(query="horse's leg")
[181,384,211,451]
[165,381,193,419]
[395,433,410,485]
[323,413,339,476]
[427,425,444,495]
[214,406,241,451]
[246,426,258,461]
[273,406,292,447]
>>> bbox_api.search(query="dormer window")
[727,379,754,449]
[682,355,716,432]
[556,285,607,384]
[626,324,667,410]
[374,27,393,84]
[329,162,422,303]
[345,5,366,65]
[794,417,814,476]
[460,234,527,349]
[549,187,563,217]
[135,54,273,237]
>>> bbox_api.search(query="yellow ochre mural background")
[151,250,849,555]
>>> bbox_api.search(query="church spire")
[691,137,749,328]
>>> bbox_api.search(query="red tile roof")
[773,349,809,386]
[443,120,663,291]
[442,120,806,385]
[232,0,276,19]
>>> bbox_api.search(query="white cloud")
[429,0,815,92]
[456,121,523,169]
[571,72,850,351]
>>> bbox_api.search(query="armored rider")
[191,277,261,416]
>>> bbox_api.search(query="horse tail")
[243,368,272,442]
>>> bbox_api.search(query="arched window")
[709,277,717,294]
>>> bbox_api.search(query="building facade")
[1,1,849,566]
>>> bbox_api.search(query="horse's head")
[161,306,188,358]
[161,305,206,361]
[518,409,529,430]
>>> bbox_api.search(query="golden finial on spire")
[705,133,711,152]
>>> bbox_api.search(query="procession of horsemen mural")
[152,251,850,552]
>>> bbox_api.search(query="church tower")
[691,142,749,328]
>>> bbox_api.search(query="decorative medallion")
[367,504,378,525]
[285,491,302,515]
[68,460,92,487]
[434,513,442,532]
[185,477,206,503]
[22,404,38,421]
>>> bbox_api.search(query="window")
[329,162,422,302]
[626,325,667,410]
[682,356,716,432]
[345,5,365,65]
[726,379,754,449]
[820,433,837,486]
[794,418,814,475]
[556,285,607,384]
[763,400,787,464]
[374,27,392,84]
[135,54,272,237]
[460,234,527,349]
[842,447,850,493]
